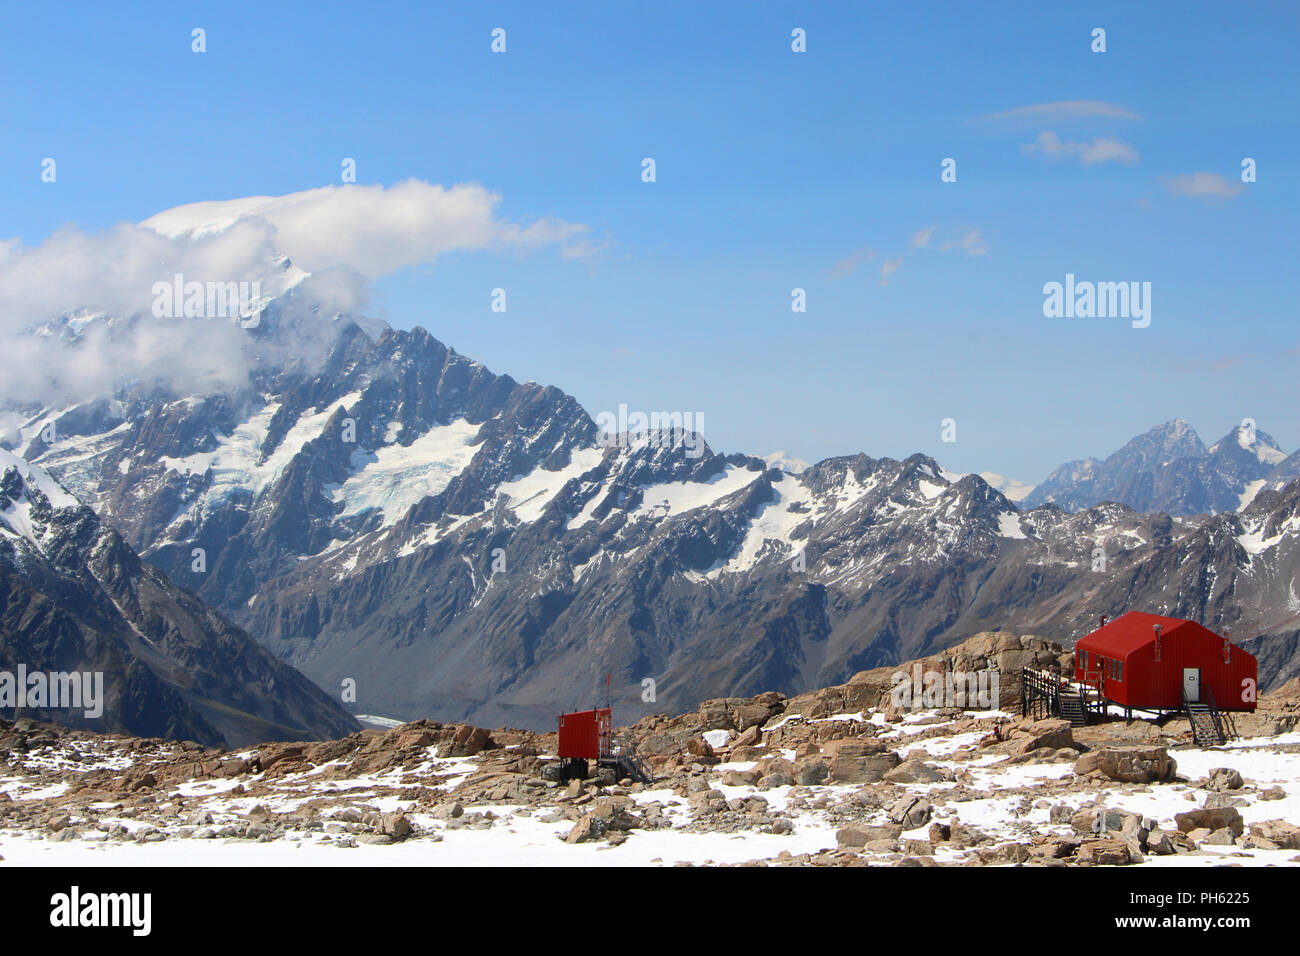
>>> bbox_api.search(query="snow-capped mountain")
[10,307,1300,730]
[0,449,360,746]
[1024,419,1291,516]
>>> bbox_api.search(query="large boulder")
[1076,839,1137,865]
[887,796,932,829]
[883,759,948,784]
[1069,807,1141,837]
[1248,819,1300,850]
[1203,768,1244,792]
[837,823,903,848]
[589,796,640,832]
[1014,719,1074,754]
[564,813,607,844]
[1073,746,1177,783]
[1174,806,1244,837]
[1145,829,1177,855]
[794,758,829,786]
[379,813,412,840]
[698,693,786,732]
[687,788,727,814]
[685,737,716,761]
[828,751,900,784]
[448,725,494,757]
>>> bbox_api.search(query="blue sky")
[2,1,1296,484]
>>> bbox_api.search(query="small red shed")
[557,707,612,760]
[1074,612,1257,712]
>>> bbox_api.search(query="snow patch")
[331,418,481,525]
[996,511,1026,539]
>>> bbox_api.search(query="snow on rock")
[161,391,363,508]
[996,511,1027,539]
[1,674,1297,868]
[495,447,605,524]
[332,418,482,525]
[631,466,762,522]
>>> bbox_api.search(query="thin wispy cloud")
[1169,355,1248,374]
[1022,131,1139,165]
[939,228,989,256]
[879,226,987,285]
[830,247,878,278]
[975,100,1142,123]
[1162,171,1245,202]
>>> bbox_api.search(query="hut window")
[1114,660,1122,682]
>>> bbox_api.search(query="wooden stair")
[1058,691,1088,727]
[1021,667,1099,726]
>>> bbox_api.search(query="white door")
[1183,668,1201,703]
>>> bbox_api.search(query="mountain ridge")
[0,449,362,746]
[7,297,1300,731]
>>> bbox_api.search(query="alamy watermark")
[890,663,999,711]
[1042,273,1151,328]
[595,404,705,458]
[50,886,151,936]
[151,273,262,328]
[0,665,104,718]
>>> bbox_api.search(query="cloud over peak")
[0,180,597,407]
[141,180,594,277]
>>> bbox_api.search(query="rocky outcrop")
[1074,747,1178,784]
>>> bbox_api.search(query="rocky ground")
[3,632,1300,867]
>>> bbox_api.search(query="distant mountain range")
[1024,419,1297,516]
[5,312,1299,731]
[3,225,1298,733]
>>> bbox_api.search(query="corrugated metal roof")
[1076,610,1194,655]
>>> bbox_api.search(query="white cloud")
[1022,131,1139,165]
[1162,171,1245,201]
[976,100,1142,123]
[0,180,596,407]
[140,180,593,276]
